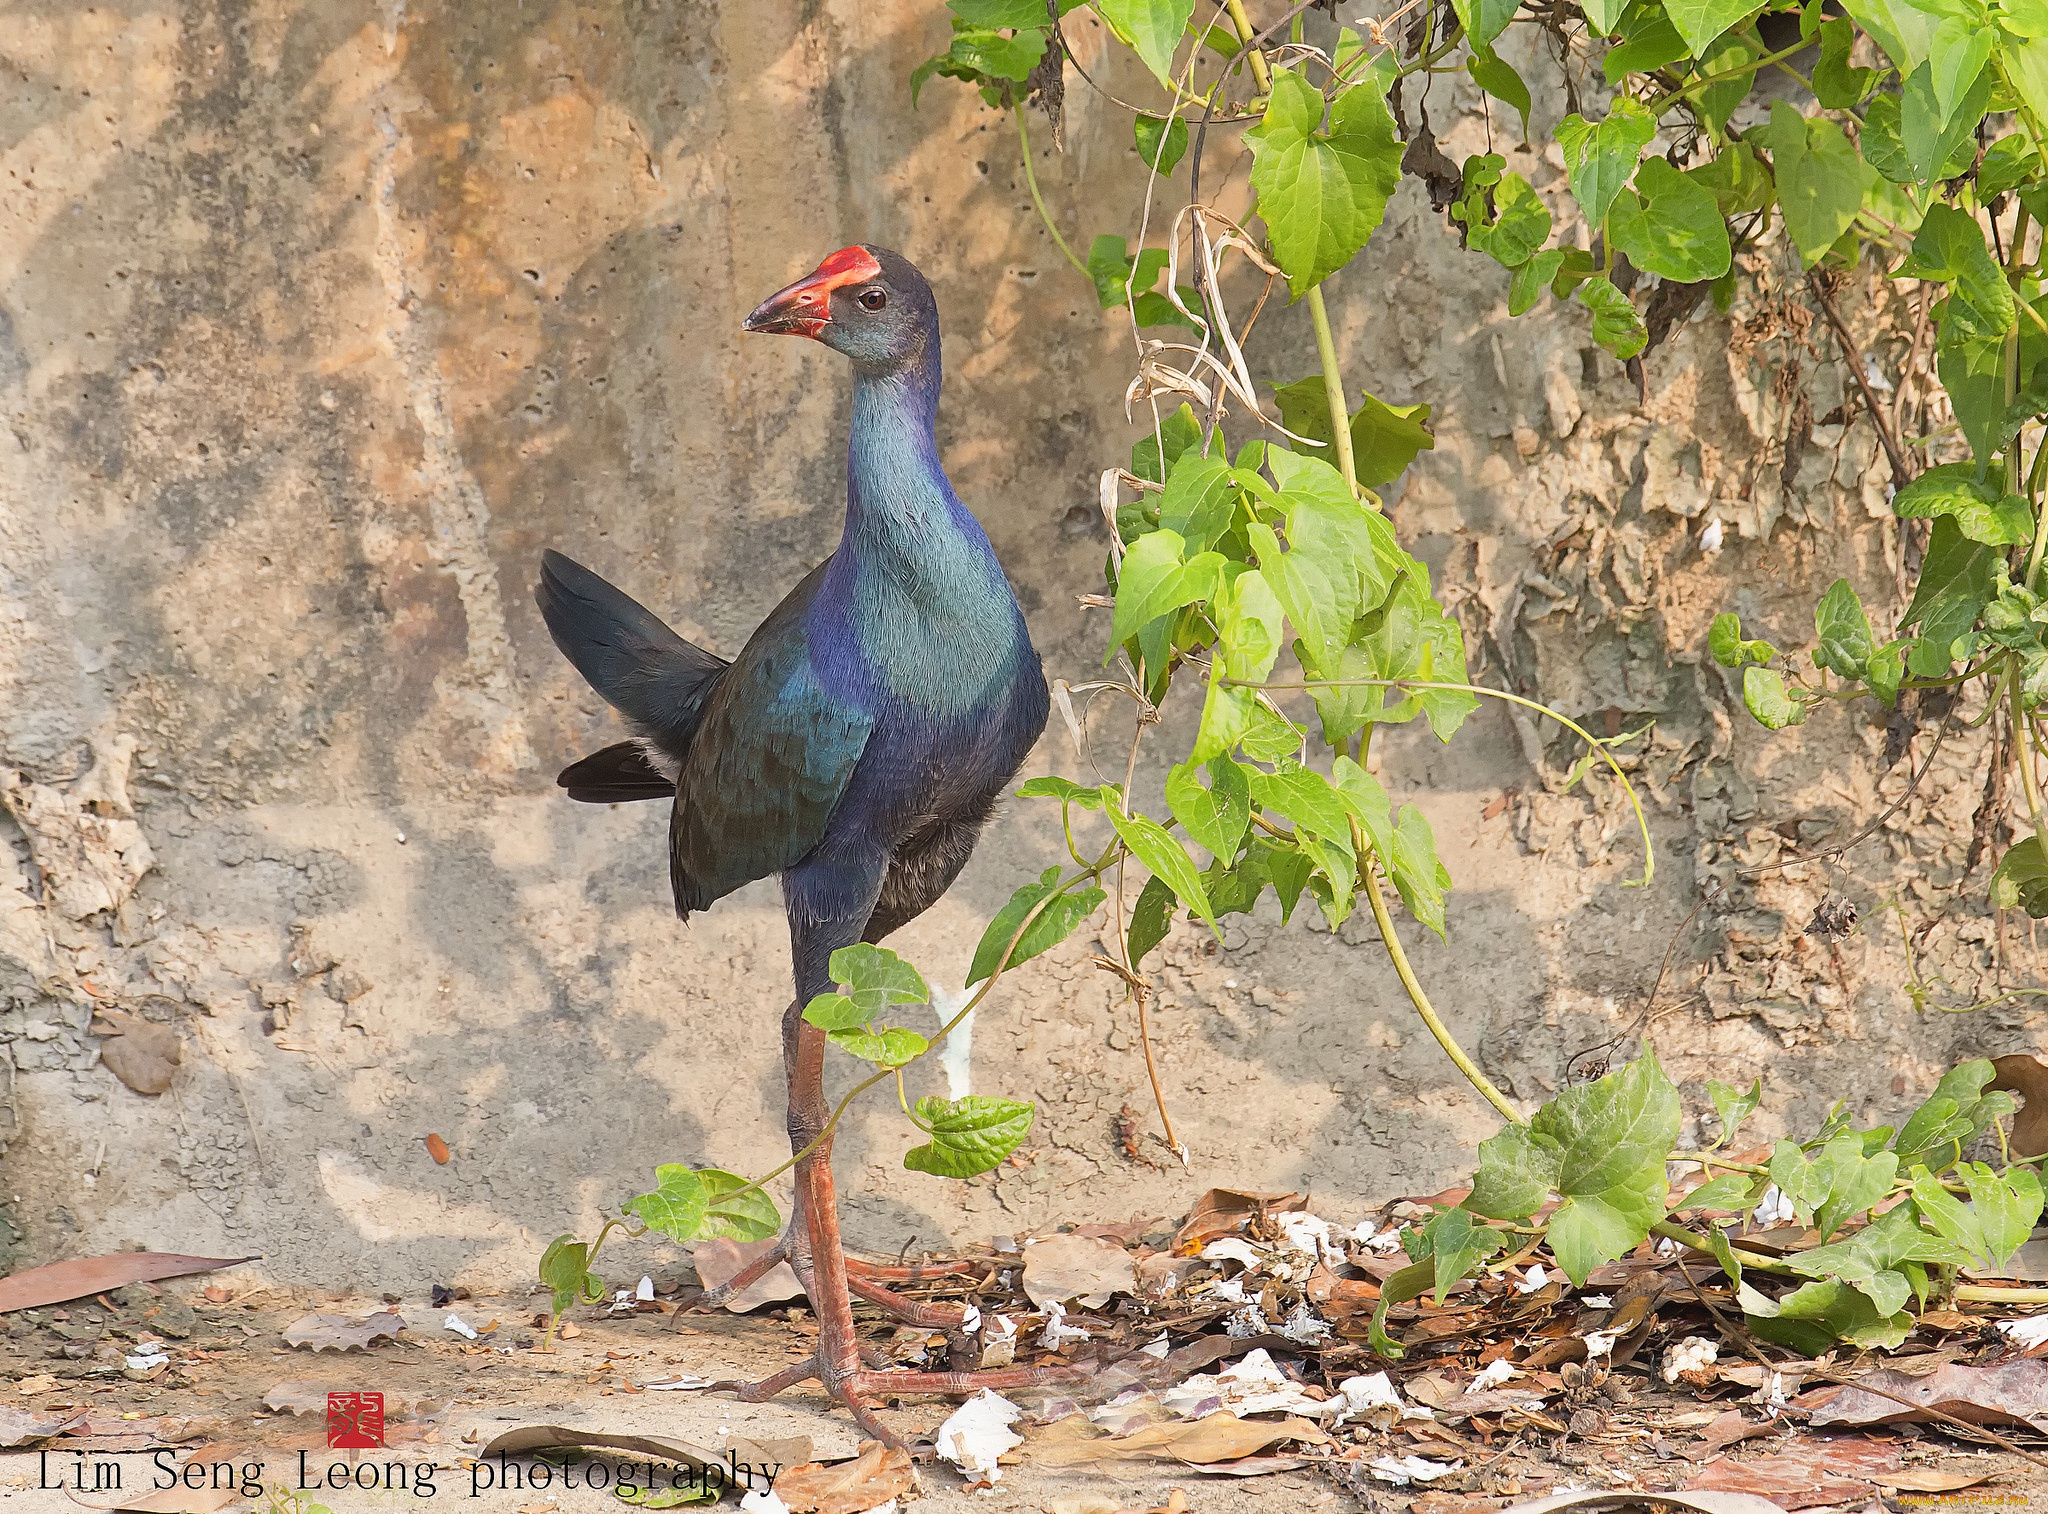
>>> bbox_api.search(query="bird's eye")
[857,288,888,311]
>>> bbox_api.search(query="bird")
[534,245,1052,1439]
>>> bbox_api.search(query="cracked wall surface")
[0,1,2036,1291]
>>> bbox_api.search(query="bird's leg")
[667,1237,791,1323]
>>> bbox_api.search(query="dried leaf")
[90,1011,181,1095]
[478,1424,745,1488]
[67,1485,245,1513]
[1500,1491,1789,1514]
[1801,1359,2048,1429]
[1022,1233,1138,1308]
[425,1133,451,1164]
[280,1310,405,1351]
[13,1374,57,1395]
[691,1237,804,1313]
[1990,1054,2048,1158]
[0,1406,81,1445]
[0,1253,252,1313]
[1035,1411,1330,1467]
[1691,1409,1788,1457]
[1172,1189,1303,1248]
[772,1439,918,1514]
[261,1381,329,1416]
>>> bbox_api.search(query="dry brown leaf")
[424,1133,451,1164]
[13,1375,58,1395]
[1691,1410,1789,1458]
[280,1309,405,1351]
[1171,1189,1302,1249]
[0,1252,252,1313]
[0,1405,81,1445]
[724,1433,814,1481]
[1991,1054,2048,1158]
[1021,1233,1138,1308]
[90,1010,181,1095]
[478,1424,743,1488]
[692,1237,805,1312]
[772,1439,918,1514]
[261,1381,329,1415]
[64,1478,246,1513]
[1686,1458,1882,1511]
[1801,1359,2048,1429]
[1035,1411,1328,1468]
[1502,1492,1785,1514]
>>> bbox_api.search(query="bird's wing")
[668,563,873,917]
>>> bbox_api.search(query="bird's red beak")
[743,246,883,340]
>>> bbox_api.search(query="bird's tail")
[535,550,728,802]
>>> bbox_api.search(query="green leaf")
[1696,35,1758,129]
[1709,612,1743,667]
[1166,756,1252,860]
[903,1095,1035,1177]
[1894,461,2035,544]
[1691,141,1773,217]
[1842,0,1938,70]
[1451,0,1518,46]
[1928,16,1994,128]
[1894,1060,2015,1170]
[1510,250,1565,314]
[1708,1077,1763,1146]
[1110,529,1225,647]
[1900,516,1998,676]
[1018,775,1113,809]
[1784,1196,1968,1308]
[1812,17,1877,107]
[1867,638,1910,706]
[1813,578,1877,680]
[1415,1206,1506,1304]
[1154,449,1239,549]
[1467,46,1531,137]
[1555,99,1657,227]
[828,1025,930,1066]
[1108,808,1217,929]
[1604,3,1690,81]
[1938,331,2009,465]
[1272,376,1437,488]
[1131,403,1203,484]
[804,944,929,1030]
[1744,1274,1914,1352]
[1897,205,2016,339]
[968,866,1107,985]
[1992,835,2048,915]
[1743,665,1807,728]
[1577,276,1647,359]
[1126,873,1178,965]
[1094,0,1197,85]
[1808,1135,1901,1240]
[539,1235,605,1317]
[1608,157,1732,282]
[1752,102,1868,265]
[949,25,1049,82]
[1663,0,1758,56]
[1467,171,1555,268]
[615,1482,720,1509]
[1250,759,1358,841]
[1912,1162,2046,1269]
[1368,1257,1436,1358]
[1088,234,1168,310]
[1245,69,1405,298]
[1464,1048,1681,1285]
[1136,112,1189,175]
[1215,564,1286,681]
[1388,804,1452,937]
[625,1166,779,1244]
[1980,131,2042,198]
[954,0,1087,22]
[1676,1172,1759,1212]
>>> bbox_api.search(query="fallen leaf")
[691,1237,804,1313]
[425,1133,451,1164]
[558,1321,581,1339]
[1022,1233,1137,1309]
[1800,1360,2048,1429]
[0,1253,254,1313]
[1502,1494,1785,1514]
[13,1375,57,1395]
[0,1406,81,1445]
[67,1486,245,1513]
[478,1424,749,1491]
[1172,1189,1303,1249]
[772,1439,918,1514]
[89,1011,181,1095]
[1691,1409,1789,1458]
[280,1310,405,1351]
[1687,1457,1884,1510]
[1991,1054,2048,1158]
[200,1288,229,1305]
[1041,1499,1119,1514]
[1035,1411,1329,1468]
[1917,1309,1978,1331]
[261,1381,329,1415]
[722,1433,812,1482]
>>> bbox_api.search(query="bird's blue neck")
[815,340,1023,713]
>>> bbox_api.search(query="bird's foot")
[706,1355,1075,1449]
[668,1239,791,1324]
[845,1270,969,1330]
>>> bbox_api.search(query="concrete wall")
[0,0,2028,1290]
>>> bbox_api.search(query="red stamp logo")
[325,1392,385,1449]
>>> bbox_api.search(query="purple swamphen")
[535,246,1052,1437]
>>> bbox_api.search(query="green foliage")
[903,1095,1036,1176]
[1244,67,1404,298]
[625,1166,780,1244]
[539,1234,605,1322]
[970,866,1108,986]
[1270,375,1436,488]
[1991,834,2048,915]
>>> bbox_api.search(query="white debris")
[738,1491,792,1514]
[1333,1370,1434,1430]
[1369,1454,1461,1486]
[1207,1276,1251,1304]
[1140,1332,1172,1358]
[1274,1211,1341,1261]
[1277,1301,1331,1345]
[1752,1184,1795,1227]
[959,1304,982,1335]
[1161,1348,1333,1420]
[1662,1337,1719,1384]
[1655,1236,1680,1257]
[1471,1359,1518,1390]
[1699,517,1724,554]
[124,1350,169,1372]
[1515,1264,1549,1294]
[609,1287,639,1315]
[2000,1316,2048,1350]
[1224,1304,1271,1337]
[1579,1294,1613,1308]
[1038,1301,1091,1349]
[443,1314,480,1340]
[1759,1370,1789,1420]
[934,1388,1024,1488]
[1202,1237,1269,1270]
[979,1314,1019,1369]
[1582,1329,1621,1359]
[641,1374,713,1390]
[636,1275,656,1301]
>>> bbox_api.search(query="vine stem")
[2009,656,2048,863]
[1015,102,1087,278]
[1359,828,1524,1124]
[1307,284,1363,498]
[1223,0,1272,92]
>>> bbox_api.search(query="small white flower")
[1752,1184,1795,1227]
